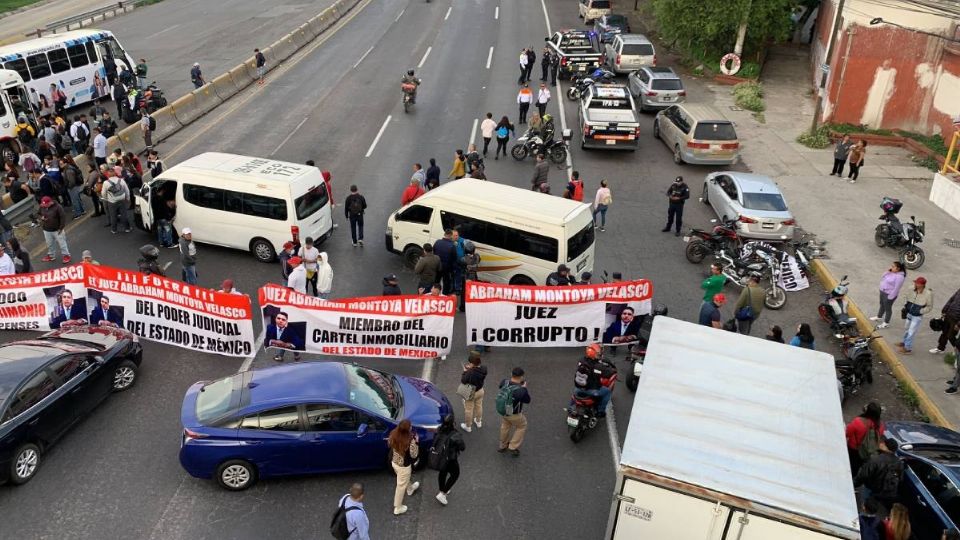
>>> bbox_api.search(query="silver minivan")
[604,34,656,74]
[653,104,741,165]
[628,67,686,111]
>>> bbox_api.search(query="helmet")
[542,113,553,123]
[407,69,415,76]
[464,241,476,254]
[652,303,668,317]
[832,285,848,296]
[585,343,601,360]
[139,244,159,259]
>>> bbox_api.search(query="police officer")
[662,175,690,236]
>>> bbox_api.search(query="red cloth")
[401,184,424,206]
[845,416,884,450]
[322,170,334,206]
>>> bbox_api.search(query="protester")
[593,179,611,231]
[414,243,441,293]
[931,285,960,354]
[179,228,198,284]
[286,256,306,294]
[459,241,480,312]
[81,250,100,265]
[530,153,549,192]
[382,273,402,295]
[401,178,425,206]
[460,351,487,433]
[316,252,333,299]
[387,419,420,516]
[846,401,884,476]
[425,158,441,190]
[433,414,465,506]
[278,242,297,281]
[546,264,575,286]
[870,261,906,329]
[8,238,31,274]
[854,438,903,511]
[564,171,584,201]
[700,263,726,305]
[883,503,911,540]
[0,243,15,275]
[497,367,531,457]
[301,237,321,296]
[789,323,815,349]
[146,150,164,178]
[858,498,884,540]
[344,185,366,247]
[218,279,242,295]
[765,325,784,343]
[38,196,70,263]
[433,229,457,295]
[698,293,725,329]
[100,168,130,234]
[92,127,108,167]
[733,275,764,335]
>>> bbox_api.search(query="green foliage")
[912,155,941,172]
[896,381,921,410]
[901,131,948,156]
[0,0,43,13]
[652,0,794,59]
[733,81,765,112]
[796,124,831,149]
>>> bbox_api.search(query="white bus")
[0,69,39,160]
[0,30,135,111]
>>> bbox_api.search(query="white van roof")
[621,317,859,536]
[0,30,115,58]
[415,178,587,225]
[161,152,317,186]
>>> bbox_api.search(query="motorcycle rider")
[546,264,576,286]
[401,69,421,104]
[827,285,853,324]
[573,344,616,417]
[137,244,165,277]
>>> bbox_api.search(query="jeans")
[157,219,174,246]
[582,387,611,414]
[43,229,69,257]
[349,214,364,244]
[666,203,683,232]
[438,461,460,494]
[68,186,85,216]
[182,264,197,284]
[903,314,922,351]
[877,292,896,324]
[482,137,492,155]
[496,137,508,157]
[593,204,608,227]
[831,158,846,175]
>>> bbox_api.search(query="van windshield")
[294,184,329,220]
[567,221,595,262]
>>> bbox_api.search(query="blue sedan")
[179,362,453,490]
[885,421,960,539]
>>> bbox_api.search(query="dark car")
[885,421,960,539]
[179,362,454,490]
[0,325,142,485]
[593,14,631,42]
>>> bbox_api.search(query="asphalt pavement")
[0,0,901,538]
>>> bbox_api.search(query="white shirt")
[93,134,108,158]
[0,253,14,276]
[301,246,320,272]
[140,114,151,132]
[519,53,528,68]
[537,88,551,104]
[480,118,497,138]
[287,265,307,294]
[517,90,532,104]
[69,121,88,140]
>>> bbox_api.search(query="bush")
[796,125,831,149]
[733,81,765,113]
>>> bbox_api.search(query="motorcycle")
[715,244,787,309]
[623,304,668,392]
[683,218,740,264]
[566,68,615,101]
[401,81,418,113]
[817,275,859,337]
[510,130,567,164]
[875,197,925,269]
[136,82,168,114]
[566,350,617,443]
[787,230,828,271]
[836,334,879,402]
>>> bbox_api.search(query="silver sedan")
[701,172,796,240]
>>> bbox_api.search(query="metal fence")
[25,1,139,38]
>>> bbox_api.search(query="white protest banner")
[0,265,86,331]
[465,279,654,347]
[258,284,455,359]
[85,264,255,356]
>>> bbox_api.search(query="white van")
[385,178,595,285]
[135,152,333,262]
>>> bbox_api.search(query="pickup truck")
[545,30,604,79]
[578,84,640,150]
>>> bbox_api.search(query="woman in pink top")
[871,261,906,328]
[593,179,612,232]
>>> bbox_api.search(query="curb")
[809,259,952,428]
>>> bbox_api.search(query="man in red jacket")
[845,401,884,477]
[401,178,424,206]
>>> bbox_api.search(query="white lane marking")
[485,46,494,69]
[143,23,181,40]
[605,402,621,471]
[494,6,499,19]
[353,45,374,69]
[270,116,310,156]
[421,356,435,381]
[395,8,404,21]
[238,328,266,372]
[444,6,452,20]
[365,115,391,157]
[538,0,573,179]
[468,118,478,147]
[417,46,432,69]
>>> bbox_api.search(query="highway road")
[0,0,895,538]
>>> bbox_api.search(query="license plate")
[606,139,616,145]
[683,236,690,242]
[566,416,579,427]
[578,66,586,72]
[661,96,675,102]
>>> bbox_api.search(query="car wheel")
[652,120,660,139]
[216,459,257,491]
[673,144,683,165]
[250,238,276,263]
[402,245,423,269]
[701,183,709,204]
[112,359,138,392]
[10,443,41,485]
[509,275,536,286]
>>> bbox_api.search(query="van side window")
[27,53,51,79]
[4,59,31,82]
[184,184,224,210]
[48,48,71,74]
[242,193,288,221]
[85,40,98,64]
[67,44,90,68]
[397,205,432,225]
[441,211,558,262]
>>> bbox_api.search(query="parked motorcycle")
[566,348,617,443]
[875,197,925,269]
[836,334,879,402]
[683,218,741,264]
[623,304,668,392]
[817,275,859,337]
[715,244,787,309]
[136,82,168,114]
[566,68,615,101]
[787,230,829,271]
[511,130,567,164]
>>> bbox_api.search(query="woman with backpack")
[432,414,465,506]
[494,116,514,160]
[845,401,884,477]
[387,419,420,516]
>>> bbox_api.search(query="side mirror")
[94,355,106,365]
[721,215,728,222]
[356,423,369,438]
[544,36,551,42]
[139,185,149,197]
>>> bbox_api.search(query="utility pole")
[810,0,846,134]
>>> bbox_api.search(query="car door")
[235,405,309,477]
[710,174,735,220]
[659,106,678,146]
[5,370,71,446]
[901,459,958,539]
[49,354,107,420]
[302,403,389,472]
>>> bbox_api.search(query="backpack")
[22,156,38,173]
[147,115,156,131]
[347,195,364,216]
[858,419,880,460]
[463,253,480,281]
[496,383,520,416]
[63,165,79,189]
[496,125,509,138]
[329,497,363,540]
[17,127,32,144]
[426,431,451,471]
[106,178,125,196]
[571,180,584,202]
[59,132,73,151]
[879,460,904,498]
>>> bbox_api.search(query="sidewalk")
[708,46,960,426]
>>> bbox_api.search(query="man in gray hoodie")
[179,227,198,284]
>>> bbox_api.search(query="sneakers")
[435,492,448,505]
[947,387,958,395]
[660,227,670,232]
[869,316,882,321]
[41,255,55,262]
[931,348,946,354]
[406,481,420,496]
[510,449,520,457]
[460,422,472,433]
[474,419,482,429]
[273,355,283,362]
[876,322,889,329]
[358,240,364,246]
[599,227,606,232]
[352,242,358,247]
[394,505,408,515]
[62,255,71,264]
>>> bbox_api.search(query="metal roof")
[159,152,316,187]
[413,178,589,226]
[621,316,859,535]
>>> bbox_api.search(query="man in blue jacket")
[267,311,304,362]
[89,295,123,327]
[49,290,87,329]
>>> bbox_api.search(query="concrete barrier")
[149,106,183,144]
[105,135,123,156]
[290,24,311,49]
[116,123,145,157]
[170,86,222,125]
[229,62,255,91]
[210,72,240,101]
[267,34,299,65]
[810,259,952,427]
[307,11,333,36]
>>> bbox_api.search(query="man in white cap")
[179,227,198,284]
[190,62,204,88]
[81,250,100,265]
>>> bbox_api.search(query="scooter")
[566,351,617,443]
[401,81,417,113]
[836,334,878,402]
[136,82,168,114]
[623,304,668,392]
[875,197,925,269]
[510,130,567,164]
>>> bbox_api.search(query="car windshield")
[294,183,329,220]
[592,0,611,7]
[567,220,595,262]
[741,192,788,212]
[693,122,737,141]
[607,16,627,26]
[622,44,654,56]
[343,364,400,419]
[651,79,683,91]
[914,448,960,464]
[196,374,239,424]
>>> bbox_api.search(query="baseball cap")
[384,273,398,281]
[81,250,92,259]
[288,256,302,266]
[181,227,192,235]
[713,293,727,303]
[914,276,927,285]
[283,241,294,250]
[40,196,54,207]
[674,175,684,183]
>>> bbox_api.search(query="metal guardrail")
[943,130,960,176]
[25,1,137,38]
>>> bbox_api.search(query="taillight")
[634,126,641,136]
[782,219,796,226]
[184,428,208,440]
[679,90,687,96]
[291,225,300,243]
[616,54,621,65]
[561,57,567,66]
[720,143,740,150]
[645,91,658,96]
[738,215,758,224]
[653,55,657,66]
[686,141,710,149]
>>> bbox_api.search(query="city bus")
[0,29,136,111]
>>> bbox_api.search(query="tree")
[652,0,794,59]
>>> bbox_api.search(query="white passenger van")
[386,178,595,285]
[135,152,333,262]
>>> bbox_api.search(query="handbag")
[900,307,907,320]
[930,317,945,332]
[735,288,755,321]
[456,382,475,401]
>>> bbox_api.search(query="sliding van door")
[725,511,841,540]
[611,478,729,540]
